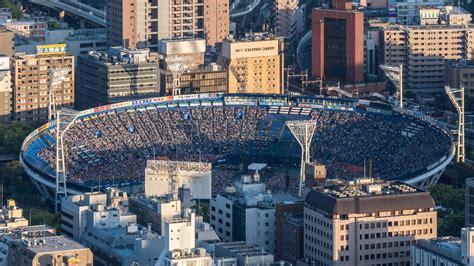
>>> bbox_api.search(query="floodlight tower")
[166,56,192,96]
[48,68,71,121]
[55,108,79,212]
[380,64,403,108]
[445,85,465,163]
[286,120,317,197]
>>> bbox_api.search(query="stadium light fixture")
[55,108,80,212]
[166,55,192,96]
[445,85,465,163]
[380,64,403,109]
[48,68,71,121]
[286,120,317,197]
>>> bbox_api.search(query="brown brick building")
[311,0,364,83]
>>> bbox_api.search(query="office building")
[218,33,284,94]
[311,0,364,83]
[210,174,298,253]
[60,188,132,241]
[7,235,93,266]
[275,201,304,263]
[12,46,74,121]
[0,26,13,57]
[64,29,108,57]
[161,64,228,95]
[144,160,212,200]
[0,55,11,121]
[446,60,474,98]
[75,47,159,109]
[381,24,474,92]
[304,178,437,265]
[411,227,474,266]
[204,0,229,47]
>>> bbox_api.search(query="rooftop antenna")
[369,160,373,178]
[363,159,366,178]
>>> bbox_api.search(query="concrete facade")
[381,24,474,92]
[75,47,159,109]
[204,0,229,46]
[0,55,11,121]
[219,33,283,94]
[12,51,74,121]
[304,179,437,266]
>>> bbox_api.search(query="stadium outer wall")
[19,93,455,200]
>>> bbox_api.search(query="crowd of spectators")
[34,104,451,193]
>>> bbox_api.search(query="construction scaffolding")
[445,85,465,163]
[286,120,317,196]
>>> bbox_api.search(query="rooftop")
[415,237,463,263]
[215,241,273,257]
[20,235,89,254]
[81,47,157,65]
[305,178,435,215]
[226,32,281,43]
[316,178,422,198]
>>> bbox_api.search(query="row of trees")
[0,121,60,228]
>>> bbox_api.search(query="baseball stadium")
[20,93,455,199]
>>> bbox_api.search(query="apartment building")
[275,0,300,40]
[395,0,444,25]
[304,178,437,266]
[0,55,11,121]
[204,0,229,47]
[381,24,474,92]
[12,45,74,121]
[107,0,218,50]
[218,33,284,94]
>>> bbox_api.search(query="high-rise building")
[107,0,209,50]
[275,0,301,40]
[381,24,474,92]
[106,0,148,49]
[0,55,12,121]
[204,0,229,47]
[218,33,284,94]
[304,178,437,265]
[311,0,364,83]
[75,47,160,110]
[12,45,74,121]
[0,26,13,57]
